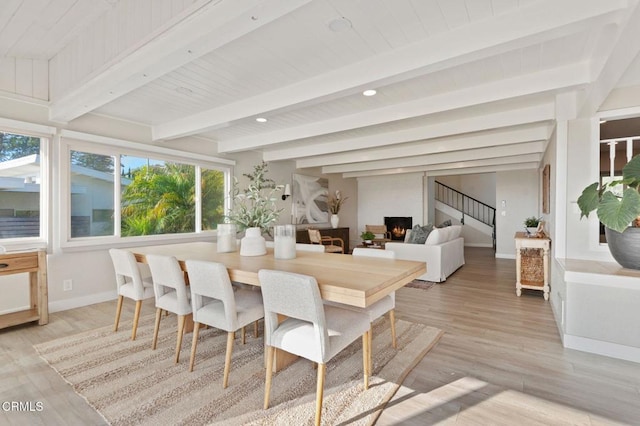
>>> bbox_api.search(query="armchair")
[308,229,344,253]
[365,225,392,246]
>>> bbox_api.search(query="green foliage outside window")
[121,163,225,236]
[0,132,39,160]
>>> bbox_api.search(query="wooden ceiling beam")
[156,0,625,141]
[49,0,311,123]
[322,141,545,174]
[294,123,551,168]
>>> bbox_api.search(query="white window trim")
[590,106,640,253]
[0,119,53,252]
[58,131,234,251]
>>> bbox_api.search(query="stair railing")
[434,180,496,250]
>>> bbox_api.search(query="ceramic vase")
[330,214,339,228]
[240,227,267,256]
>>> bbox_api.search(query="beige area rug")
[35,313,443,426]
[405,279,436,291]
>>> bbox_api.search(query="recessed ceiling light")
[362,89,377,97]
[327,17,352,32]
[176,86,193,95]
[256,117,267,123]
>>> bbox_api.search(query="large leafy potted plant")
[226,162,283,256]
[577,153,640,269]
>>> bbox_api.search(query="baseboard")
[464,243,493,248]
[563,334,640,364]
[49,290,116,313]
[495,253,516,259]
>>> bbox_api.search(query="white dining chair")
[296,243,325,252]
[146,254,192,363]
[351,247,398,348]
[185,259,264,388]
[258,269,371,426]
[109,248,155,340]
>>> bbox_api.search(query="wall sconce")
[282,184,291,200]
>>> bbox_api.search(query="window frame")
[58,130,234,250]
[0,119,54,251]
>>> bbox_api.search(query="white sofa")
[385,225,465,282]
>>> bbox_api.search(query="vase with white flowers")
[226,162,283,256]
[328,190,348,228]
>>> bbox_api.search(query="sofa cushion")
[438,219,452,228]
[408,225,429,244]
[450,225,462,239]
[425,228,443,245]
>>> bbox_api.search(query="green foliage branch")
[578,153,640,233]
[226,162,283,235]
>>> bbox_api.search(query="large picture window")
[66,142,229,243]
[0,131,43,240]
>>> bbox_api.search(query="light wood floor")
[1,248,639,425]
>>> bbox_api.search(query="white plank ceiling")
[3,0,640,177]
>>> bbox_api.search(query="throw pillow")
[408,224,428,244]
[438,219,452,228]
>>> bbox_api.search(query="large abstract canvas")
[291,174,329,224]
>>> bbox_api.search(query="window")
[598,116,640,242]
[0,131,43,240]
[65,140,230,244]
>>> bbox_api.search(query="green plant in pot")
[360,231,375,244]
[226,162,283,256]
[524,216,541,235]
[577,153,640,269]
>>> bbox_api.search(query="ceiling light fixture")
[327,17,352,32]
[362,89,377,96]
[256,117,267,123]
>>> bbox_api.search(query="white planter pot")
[330,214,339,228]
[240,227,267,256]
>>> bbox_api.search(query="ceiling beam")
[49,0,311,123]
[221,63,586,153]
[322,141,545,174]
[154,0,626,141]
[579,2,640,117]
[347,162,539,179]
[264,102,554,162]
[294,124,551,168]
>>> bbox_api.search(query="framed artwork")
[291,174,329,224]
[542,164,550,214]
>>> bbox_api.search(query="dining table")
[128,241,426,370]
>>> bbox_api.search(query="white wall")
[495,169,539,258]
[357,173,424,238]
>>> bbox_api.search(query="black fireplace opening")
[384,217,413,241]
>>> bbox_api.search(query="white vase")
[330,214,339,228]
[240,227,267,256]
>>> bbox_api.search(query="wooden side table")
[0,249,48,329]
[514,232,550,300]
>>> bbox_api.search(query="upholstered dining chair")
[146,254,192,363]
[185,259,264,388]
[307,229,344,253]
[266,241,326,252]
[109,248,155,340]
[296,243,325,252]
[258,269,371,426]
[351,248,398,348]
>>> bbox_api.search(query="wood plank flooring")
[1,247,638,425]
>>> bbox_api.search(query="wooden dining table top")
[129,242,425,308]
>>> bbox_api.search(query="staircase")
[434,181,496,250]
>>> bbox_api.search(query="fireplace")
[384,217,413,241]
